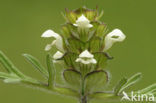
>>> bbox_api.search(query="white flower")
[41,30,64,52]
[53,51,64,60]
[76,50,97,64]
[73,15,93,28]
[104,29,126,51]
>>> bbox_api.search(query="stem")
[80,74,87,103]
[80,96,87,103]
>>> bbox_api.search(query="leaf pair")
[63,69,109,94]
[114,73,142,95]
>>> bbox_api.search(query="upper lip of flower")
[104,29,126,51]
[75,50,97,64]
[41,29,64,52]
[73,15,93,28]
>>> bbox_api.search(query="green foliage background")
[0,0,155,103]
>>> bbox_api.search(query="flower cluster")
[41,8,126,68]
[41,7,126,96]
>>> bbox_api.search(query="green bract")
[0,7,155,103]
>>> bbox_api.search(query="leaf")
[23,54,48,78]
[0,51,25,78]
[84,70,108,93]
[0,72,14,79]
[63,69,81,90]
[0,72,21,83]
[89,37,102,52]
[96,24,107,37]
[85,10,97,21]
[114,77,127,95]
[138,84,156,94]
[65,11,77,23]
[67,38,83,53]
[93,52,112,69]
[46,54,55,88]
[96,10,104,20]
[63,52,79,70]
[61,25,71,39]
[119,73,142,93]
[4,78,21,83]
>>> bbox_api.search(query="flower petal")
[73,15,93,28]
[79,50,93,58]
[42,29,64,52]
[53,51,64,60]
[41,29,59,38]
[45,44,52,51]
[76,15,90,23]
[104,29,126,51]
[44,40,56,51]
[75,58,97,64]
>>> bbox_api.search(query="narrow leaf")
[4,78,21,83]
[46,54,55,88]
[0,72,14,79]
[23,54,48,78]
[0,51,25,78]
[138,84,156,94]
[119,73,142,93]
[114,77,127,95]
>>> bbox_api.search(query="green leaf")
[63,52,79,70]
[0,51,25,78]
[138,83,156,94]
[65,10,77,23]
[114,77,127,95]
[61,25,71,39]
[85,10,97,21]
[63,69,81,90]
[93,52,112,69]
[0,72,14,79]
[4,78,21,83]
[96,10,104,20]
[61,24,79,39]
[119,73,142,93]
[67,38,83,53]
[96,24,107,37]
[84,70,108,93]
[89,37,102,52]
[23,54,48,78]
[0,72,21,83]
[46,54,55,88]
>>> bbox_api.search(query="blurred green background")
[0,0,156,103]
